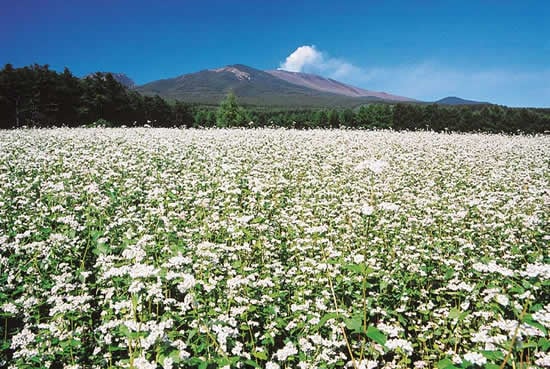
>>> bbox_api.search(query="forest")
[1,64,549,133]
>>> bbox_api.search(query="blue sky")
[1,0,549,106]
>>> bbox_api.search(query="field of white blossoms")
[0,128,548,369]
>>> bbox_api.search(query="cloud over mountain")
[279,45,323,73]
[279,45,550,107]
[279,45,360,80]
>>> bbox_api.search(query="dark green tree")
[339,108,355,127]
[328,109,339,127]
[57,67,83,126]
[216,91,248,127]
[174,101,194,127]
[314,110,328,128]
[357,105,369,127]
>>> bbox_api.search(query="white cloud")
[279,45,550,106]
[279,45,323,73]
[279,45,359,80]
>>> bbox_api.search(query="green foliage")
[339,108,355,127]
[0,64,549,132]
[0,64,202,128]
[216,91,249,127]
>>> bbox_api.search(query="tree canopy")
[1,63,549,133]
[216,91,249,127]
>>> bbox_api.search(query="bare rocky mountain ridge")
[265,69,415,102]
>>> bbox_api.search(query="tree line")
[1,64,549,133]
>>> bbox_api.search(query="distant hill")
[434,96,489,105]
[135,64,407,107]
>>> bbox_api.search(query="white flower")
[379,202,399,212]
[235,215,254,224]
[414,361,427,369]
[361,204,375,216]
[177,273,196,292]
[10,327,35,350]
[495,294,509,306]
[347,359,378,369]
[1,302,17,314]
[355,159,388,174]
[377,322,402,338]
[133,356,156,369]
[385,338,413,355]
[472,261,514,277]
[463,352,487,366]
[274,341,298,361]
[535,351,550,367]
[266,362,280,369]
[521,263,550,280]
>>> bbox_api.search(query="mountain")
[110,73,136,88]
[434,96,488,105]
[136,64,409,107]
[85,72,135,88]
[266,69,414,102]
[87,67,495,108]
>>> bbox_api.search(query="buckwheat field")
[1,128,549,369]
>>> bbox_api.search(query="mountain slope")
[138,64,316,97]
[136,64,401,107]
[435,96,488,105]
[266,69,414,102]
[85,72,135,88]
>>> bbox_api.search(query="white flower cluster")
[274,341,298,361]
[472,261,515,277]
[385,338,413,355]
[1,128,548,368]
[463,352,487,366]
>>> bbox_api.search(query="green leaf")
[118,324,130,337]
[345,316,363,334]
[481,350,504,361]
[448,308,461,320]
[169,350,182,363]
[93,242,109,255]
[508,286,525,294]
[244,360,262,368]
[518,340,538,349]
[252,350,268,361]
[539,337,550,351]
[250,217,264,224]
[187,328,197,344]
[345,263,364,274]
[90,230,103,241]
[366,326,387,345]
[484,364,500,369]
